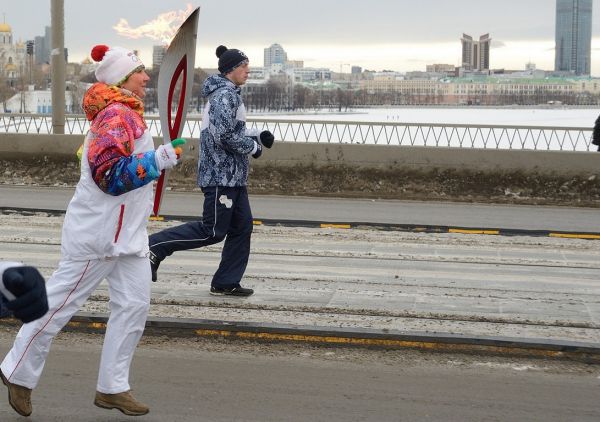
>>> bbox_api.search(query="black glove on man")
[3,266,49,323]
[259,131,275,148]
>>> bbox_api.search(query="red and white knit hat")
[91,45,144,86]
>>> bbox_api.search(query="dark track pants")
[149,186,253,287]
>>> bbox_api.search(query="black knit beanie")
[216,45,249,74]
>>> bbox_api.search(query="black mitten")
[591,115,600,147]
[3,266,49,323]
[259,131,275,148]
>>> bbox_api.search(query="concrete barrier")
[1,133,599,176]
[259,142,600,176]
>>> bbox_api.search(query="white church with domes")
[0,19,76,114]
[0,21,26,88]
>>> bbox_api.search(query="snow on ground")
[1,212,599,343]
[250,107,600,127]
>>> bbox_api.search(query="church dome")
[0,23,11,33]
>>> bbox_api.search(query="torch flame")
[113,3,194,45]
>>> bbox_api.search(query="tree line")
[3,66,600,114]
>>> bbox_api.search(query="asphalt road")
[1,188,599,421]
[0,328,598,422]
[1,185,599,232]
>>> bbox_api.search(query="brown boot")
[94,390,149,416]
[0,369,32,417]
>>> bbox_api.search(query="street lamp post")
[26,40,34,85]
[51,0,65,134]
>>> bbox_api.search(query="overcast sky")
[2,0,600,73]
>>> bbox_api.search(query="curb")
[2,207,600,239]
[3,313,598,363]
[251,219,600,240]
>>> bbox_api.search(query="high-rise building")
[152,45,167,69]
[264,43,287,68]
[461,33,491,71]
[34,26,51,65]
[555,0,593,75]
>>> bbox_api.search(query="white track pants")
[1,256,150,394]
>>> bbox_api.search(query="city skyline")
[1,0,600,74]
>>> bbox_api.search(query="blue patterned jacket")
[197,75,257,187]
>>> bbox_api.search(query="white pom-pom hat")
[91,45,145,86]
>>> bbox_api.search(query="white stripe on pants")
[0,256,150,393]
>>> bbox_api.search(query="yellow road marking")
[449,229,499,235]
[321,224,351,229]
[194,329,595,362]
[550,233,600,240]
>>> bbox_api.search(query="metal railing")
[0,113,594,151]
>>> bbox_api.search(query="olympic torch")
[152,7,199,218]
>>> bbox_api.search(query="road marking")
[193,329,597,362]
[449,229,500,235]
[550,233,600,240]
[321,224,351,229]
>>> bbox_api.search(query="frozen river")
[251,106,600,127]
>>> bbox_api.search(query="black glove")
[3,266,49,323]
[252,142,263,159]
[259,131,275,148]
[591,115,600,148]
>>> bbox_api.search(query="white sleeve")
[0,261,23,301]
[245,127,260,138]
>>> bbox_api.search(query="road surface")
[1,185,599,232]
[0,327,598,422]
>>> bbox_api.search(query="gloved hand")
[171,138,186,158]
[155,138,186,171]
[252,142,263,159]
[3,266,49,323]
[259,131,275,148]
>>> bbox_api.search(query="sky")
[2,0,600,74]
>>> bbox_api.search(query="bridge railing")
[0,113,594,151]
